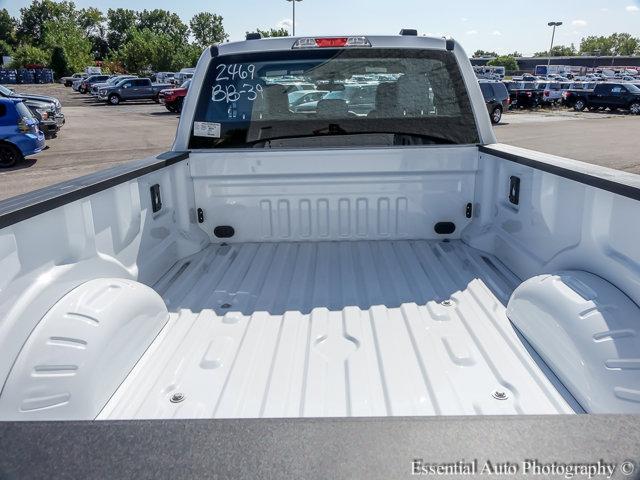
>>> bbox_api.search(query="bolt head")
[170,393,185,403]
[492,390,509,400]
[441,300,453,307]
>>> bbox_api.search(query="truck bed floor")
[101,240,574,419]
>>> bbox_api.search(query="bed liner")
[100,240,575,419]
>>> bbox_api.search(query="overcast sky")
[2,0,640,56]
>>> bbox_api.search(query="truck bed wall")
[189,146,478,243]
[0,161,208,389]
[467,145,640,307]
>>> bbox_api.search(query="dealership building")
[470,55,640,74]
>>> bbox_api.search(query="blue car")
[0,97,45,168]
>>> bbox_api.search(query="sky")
[2,0,640,56]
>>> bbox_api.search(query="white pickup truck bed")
[101,240,574,419]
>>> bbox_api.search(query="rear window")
[479,83,493,99]
[190,48,479,149]
[492,83,508,98]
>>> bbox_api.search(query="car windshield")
[190,48,479,149]
[625,83,640,93]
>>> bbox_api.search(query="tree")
[0,9,17,47]
[487,55,518,72]
[174,43,202,69]
[9,45,49,68]
[508,51,523,58]
[50,46,70,79]
[43,19,93,73]
[78,7,104,36]
[77,7,108,60]
[16,0,77,45]
[256,27,289,38]
[472,50,498,58]
[0,40,14,62]
[534,44,577,57]
[610,33,640,56]
[116,28,197,73]
[137,9,189,43]
[115,28,158,73]
[106,8,137,52]
[579,33,639,56]
[190,12,228,47]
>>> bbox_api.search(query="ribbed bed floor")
[101,240,575,419]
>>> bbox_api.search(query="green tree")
[50,46,70,79]
[115,28,157,73]
[117,28,203,73]
[174,43,202,69]
[0,9,17,47]
[78,7,105,36]
[9,45,49,68]
[106,8,137,52]
[16,0,78,45]
[508,51,523,58]
[78,7,108,59]
[43,19,93,73]
[190,12,228,47]
[0,40,14,63]
[534,44,577,57]
[256,27,289,38]
[610,33,640,56]
[579,33,638,56]
[472,50,498,58]
[137,9,189,43]
[487,55,518,72]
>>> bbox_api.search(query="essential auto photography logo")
[411,459,636,478]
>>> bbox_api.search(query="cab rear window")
[190,48,479,149]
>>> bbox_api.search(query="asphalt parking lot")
[1,84,640,201]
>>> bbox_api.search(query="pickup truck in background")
[89,75,138,97]
[563,82,640,114]
[0,32,639,471]
[97,78,172,105]
[60,72,86,87]
[159,79,191,113]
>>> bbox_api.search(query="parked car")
[77,75,111,94]
[60,73,86,87]
[536,81,563,105]
[0,97,45,168]
[0,84,65,139]
[97,78,172,105]
[295,84,377,115]
[159,80,191,113]
[563,83,640,114]
[288,89,328,109]
[504,81,541,109]
[173,68,195,85]
[156,72,176,84]
[479,80,509,124]
[90,75,138,97]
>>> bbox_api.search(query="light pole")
[546,21,563,76]
[286,0,303,36]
